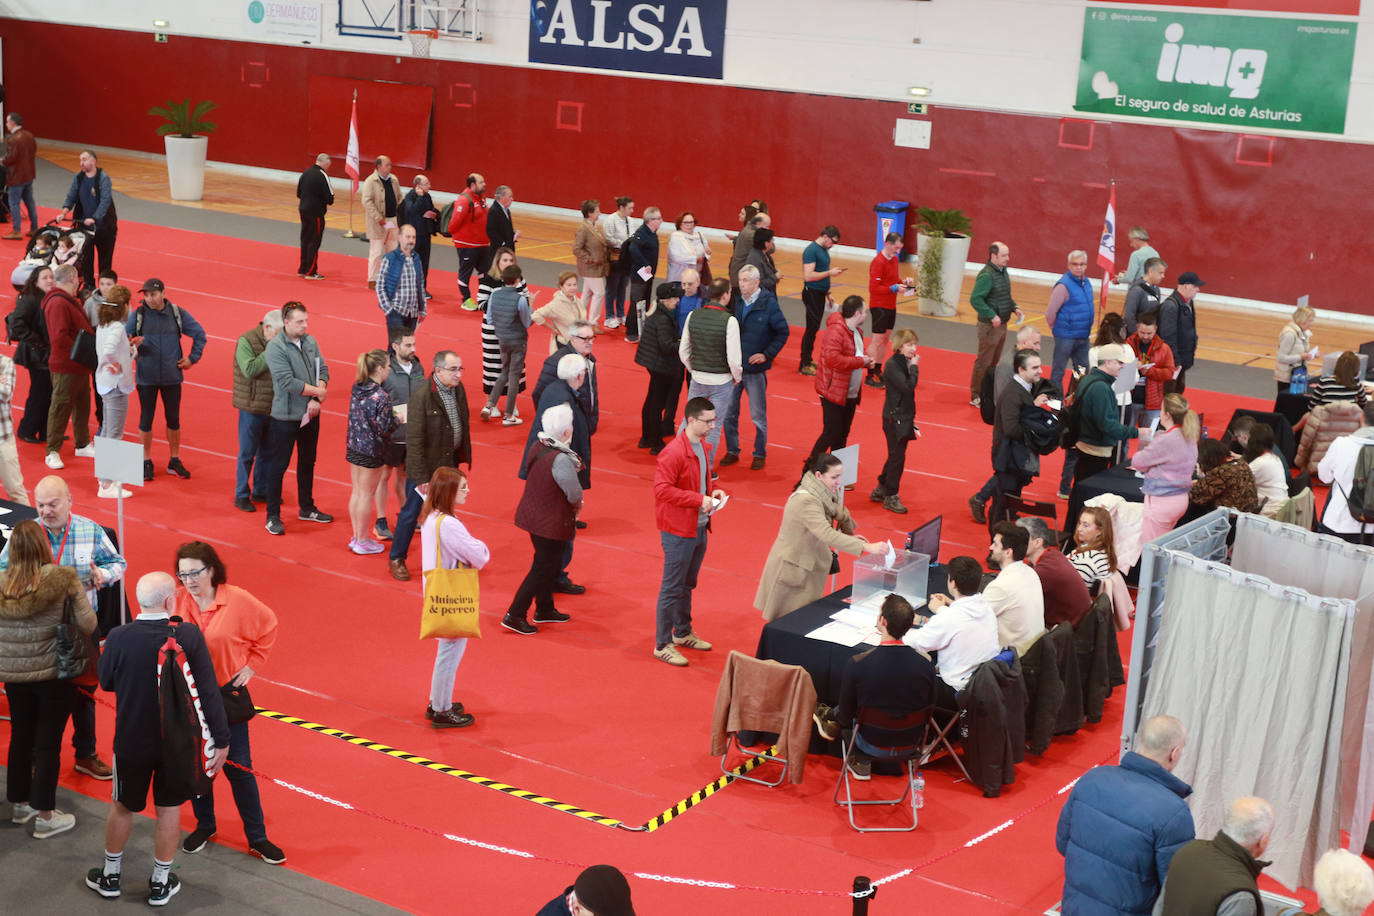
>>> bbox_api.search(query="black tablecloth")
[1065,464,1144,536]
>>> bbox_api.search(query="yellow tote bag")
[419,516,482,639]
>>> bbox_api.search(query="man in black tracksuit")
[295,153,334,279]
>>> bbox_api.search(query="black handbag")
[220,682,257,724]
[70,328,97,371]
[54,594,97,680]
[828,549,841,575]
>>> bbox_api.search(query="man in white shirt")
[1317,415,1374,542]
[982,521,1045,656]
[905,555,1000,708]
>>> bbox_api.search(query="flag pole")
[343,90,363,239]
[1096,180,1117,325]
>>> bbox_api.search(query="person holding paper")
[624,207,664,343]
[1273,305,1316,397]
[651,397,724,667]
[1126,309,1176,429]
[754,452,887,623]
[1130,394,1200,542]
[262,302,333,536]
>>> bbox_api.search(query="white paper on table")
[860,630,883,647]
[830,607,877,629]
[636,266,652,281]
[806,621,869,647]
[883,540,896,569]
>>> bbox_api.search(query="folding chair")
[720,732,789,787]
[833,706,929,832]
[919,703,973,784]
[712,651,816,787]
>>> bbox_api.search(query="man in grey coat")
[262,301,332,535]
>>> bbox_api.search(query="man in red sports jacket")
[447,172,490,309]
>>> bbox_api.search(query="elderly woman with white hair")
[503,402,583,635]
[1306,849,1374,916]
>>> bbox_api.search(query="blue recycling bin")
[873,200,910,253]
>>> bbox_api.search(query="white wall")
[4,0,1372,140]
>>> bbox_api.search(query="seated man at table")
[906,555,1000,709]
[1017,517,1092,628]
[813,594,936,780]
[983,521,1045,656]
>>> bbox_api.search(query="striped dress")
[477,274,528,396]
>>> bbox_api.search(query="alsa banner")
[1075,7,1357,134]
[529,0,727,80]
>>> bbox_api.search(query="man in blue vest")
[1045,250,1095,396]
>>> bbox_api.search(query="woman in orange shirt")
[173,540,284,865]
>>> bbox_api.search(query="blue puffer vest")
[1052,270,1095,340]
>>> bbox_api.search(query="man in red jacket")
[447,172,489,310]
[652,396,725,667]
[809,296,873,460]
[1126,309,1176,428]
[42,265,95,468]
[865,232,915,387]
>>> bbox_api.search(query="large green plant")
[915,206,972,238]
[148,99,218,138]
[915,207,972,304]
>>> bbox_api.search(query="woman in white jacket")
[1273,305,1316,396]
[666,211,710,283]
[94,286,136,499]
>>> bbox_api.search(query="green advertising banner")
[1075,7,1357,134]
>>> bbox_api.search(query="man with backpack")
[126,279,207,482]
[1316,406,1374,543]
[87,571,229,906]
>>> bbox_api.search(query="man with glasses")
[263,302,333,536]
[0,475,127,781]
[651,397,725,667]
[388,351,471,581]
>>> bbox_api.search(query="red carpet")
[0,214,1291,913]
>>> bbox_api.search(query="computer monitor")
[905,516,942,566]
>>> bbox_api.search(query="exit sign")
[907,102,927,114]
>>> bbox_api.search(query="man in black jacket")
[624,207,663,343]
[969,349,1051,521]
[87,572,229,906]
[397,175,438,300]
[295,153,333,280]
[486,184,517,256]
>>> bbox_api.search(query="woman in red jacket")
[808,296,873,461]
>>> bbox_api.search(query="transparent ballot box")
[850,550,929,612]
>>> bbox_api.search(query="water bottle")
[914,772,925,809]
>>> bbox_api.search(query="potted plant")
[148,99,218,202]
[914,207,973,317]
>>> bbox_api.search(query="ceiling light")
[153,19,170,28]
[908,86,931,97]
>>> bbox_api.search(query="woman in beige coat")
[1274,305,1317,396]
[755,454,888,621]
[0,520,96,838]
[532,271,586,354]
[572,200,609,326]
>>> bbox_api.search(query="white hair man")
[86,572,229,905]
[1312,848,1374,916]
[1156,795,1275,916]
[1057,714,1194,915]
[232,309,285,512]
[295,152,333,279]
[397,174,438,300]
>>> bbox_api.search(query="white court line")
[905,468,966,483]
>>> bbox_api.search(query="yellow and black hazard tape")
[641,745,780,833]
[254,708,628,830]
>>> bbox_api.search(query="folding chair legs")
[721,734,788,787]
[920,710,973,785]
[832,732,919,833]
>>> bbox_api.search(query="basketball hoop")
[406,28,438,57]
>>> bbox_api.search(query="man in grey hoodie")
[262,301,333,535]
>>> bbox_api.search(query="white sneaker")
[32,809,76,838]
[11,802,37,824]
[97,483,133,499]
[73,444,96,458]
[605,317,620,329]
[44,452,63,469]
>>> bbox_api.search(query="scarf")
[536,431,584,470]
[796,470,843,521]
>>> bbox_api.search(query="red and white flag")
[344,92,360,193]
[1096,184,1116,309]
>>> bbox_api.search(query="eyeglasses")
[692,416,718,426]
[176,566,208,582]
[573,335,595,342]
[440,365,463,373]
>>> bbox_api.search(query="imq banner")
[529,0,727,80]
[1075,7,1357,135]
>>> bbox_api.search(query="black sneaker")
[166,457,191,479]
[533,608,570,623]
[181,827,215,854]
[148,873,181,907]
[552,578,586,595]
[248,839,286,865]
[430,709,475,729]
[250,492,268,504]
[968,495,987,524]
[299,508,334,524]
[372,519,393,540]
[501,613,537,635]
[234,497,256,513]
[574,519,588,530]
[86,868,121,898]
[425,702,465,720]
[143,460,155,481]
[265,516,285,536]
[846,757,872,781]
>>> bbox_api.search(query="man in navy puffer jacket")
[1056,715,1194,915]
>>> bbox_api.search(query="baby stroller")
[10,219,90,291]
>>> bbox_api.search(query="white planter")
[916,233,972,317]
[164,135,208,201]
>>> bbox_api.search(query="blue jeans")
[686,379,734,458]
[191,720,266,842]
[1049,336,1089,395]
[655,526,708,649]
[235,410,271,502]
[390,479,422,562]
[8,181,36,233]
[723,372,768,458]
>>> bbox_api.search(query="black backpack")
[1020,405,1064,456]
[437,200,455,238]
[156,620,214,801]
[979,370,997,425]
[1059,375,1110,450]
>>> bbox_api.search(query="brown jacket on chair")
[710,651,817,784]
[1296,401,1364,475]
